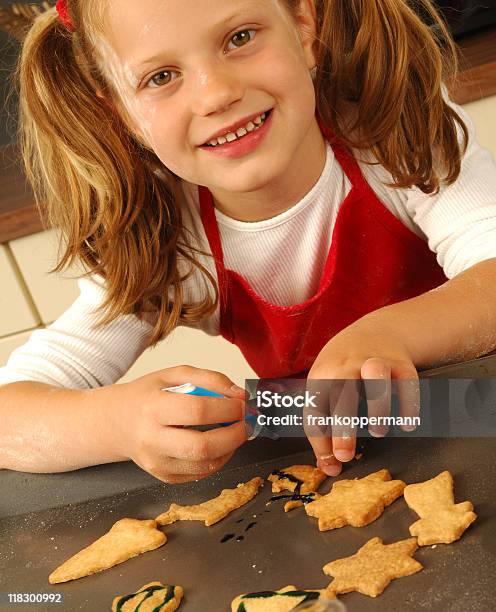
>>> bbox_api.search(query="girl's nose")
[191,64,243,116]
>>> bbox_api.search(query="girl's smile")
[198,108,273,159]
[101,0,327,221]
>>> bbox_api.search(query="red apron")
[198,124,447,378]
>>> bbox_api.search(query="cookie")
[323,537,422,597]
[269,466,327,495]
[403,471,477,545]
[282,493,321,513]
[156,477,263,527]
[268,465,326,512]
[49,519,166,584]
[305,469,405,531]
[231,585,336,611]
[112,581,183,611]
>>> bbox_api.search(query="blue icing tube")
[161,383,268,440]
[164,383,224,398]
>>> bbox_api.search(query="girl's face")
[101,0,319,198]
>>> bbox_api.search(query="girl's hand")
[105,366,247,483]
[305,315,420,476]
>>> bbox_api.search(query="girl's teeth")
[207,112,268,146]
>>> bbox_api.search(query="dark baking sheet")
[1,436,495,612]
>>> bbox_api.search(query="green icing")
[116,584,176,612]
[151,586,175,612]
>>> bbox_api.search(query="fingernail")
[333,449,354,462]
[318,454,335,466]
[369,427,388,438]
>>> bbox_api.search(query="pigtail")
[17,7,218,345]
[308,0,468,194]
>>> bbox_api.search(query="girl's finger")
[155,393,244,426]
[306,433,343,477]
[151,452,235,481]
[304,379,343,477]
[361,357,391,437]
[393,367,420,432]
[330,378,360,463]
[157,421,246,461]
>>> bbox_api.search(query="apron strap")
[198,185,231,328]
[317,115,371,192]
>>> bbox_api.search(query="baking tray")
[1,436,495,612]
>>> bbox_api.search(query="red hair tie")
[56,0,75,31]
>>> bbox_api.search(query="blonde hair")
[18,2,217,345]
[297,0,468,192]
[17,0,467,343]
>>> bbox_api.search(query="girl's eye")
[147,70,178,89]
[144,29,255,89]
[226,29,256,51]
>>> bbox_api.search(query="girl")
[1,0,496,482]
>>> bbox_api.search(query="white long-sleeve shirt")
[1,98,496,388]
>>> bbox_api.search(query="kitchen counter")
[454,26,496,103]
[0,27,495,244]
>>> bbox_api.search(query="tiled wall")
[0,231,256,384]
[1,95,495,384]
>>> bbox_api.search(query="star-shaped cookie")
[403,470,477,545]
[323,537,422,597]
[305,469,405,531]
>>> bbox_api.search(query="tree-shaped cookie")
[403,471,477,545]
[305,469,405,531]
[323,537,422,597]
[49,519,166,584]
